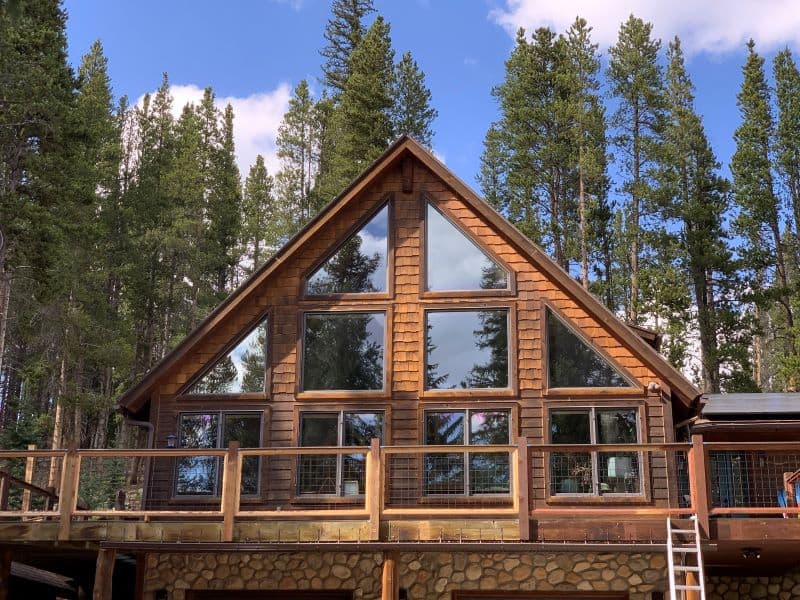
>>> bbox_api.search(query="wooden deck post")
[366,437,381,541]
[0,549,11,600]
[381,551,399,600]
[57,447,81,541]
[515,436,530,541]
[688,433,710,538]
[0,476,7,512]
[685,570,701,600]
[21,444,36,513]
[92,548,116,600]
[220,441,241,542]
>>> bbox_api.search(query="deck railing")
[1,437,800,542]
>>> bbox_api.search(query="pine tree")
[732,40,796,390]
[320,0,375,94]
[390,51,437,147]
[607,15,666,323]
[316,16,394,203]
[240,155,279,275]
[275,80,321,228]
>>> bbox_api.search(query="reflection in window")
[549,408,641,496]
[426,310,509,389]
[302,312,385,391]
[307,204,388,295]
[187,318,268,394]
[424,409,510,496]
[298,411,384,496]
[176,412,261,496]
[425,202,508,291]
[546,309,633,388]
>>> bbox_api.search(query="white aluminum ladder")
[666,515,706,600]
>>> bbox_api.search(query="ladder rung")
[671,529,695,534]
[672,547,698,552]
[674,566,700,572]
[675,585,703,591]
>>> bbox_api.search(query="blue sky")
[63,0,800,190]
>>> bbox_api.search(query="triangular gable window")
[306,204,389,295]
[186,318,268,394]
[546,308,635,388]
[425,202,509,291]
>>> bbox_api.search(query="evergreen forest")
[1,0,799,452]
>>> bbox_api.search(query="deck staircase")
[666,516,706,600]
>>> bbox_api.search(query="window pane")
[425,411,464,445]
[303,312,385,391]
[599,452,641,494]
[426,203,508,291]
[188,318,268,394]
[550,452,593,494]
[469,453,510,494]
[307,204,388,295]
[550,412,590,444]
[426,310,509,389]
[344,412,384,446]
[223,413,261,495]
[596,410,638,444]
[177,414,218,495]
[300,413,338,446]
[547,310,633,388]
[469,411,510,445]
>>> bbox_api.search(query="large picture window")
[425,202,509,291]
[298,411,384,496]
[302,312,385,391]
[306,203,389,295]
[425,309,509,389]
[549,408,641,496]
[186,317,268,394]
[546,308,635,389]
[175,412,262,496]
[424,409,511,496]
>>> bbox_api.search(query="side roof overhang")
[118,135,702,414]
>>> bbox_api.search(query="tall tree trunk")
[578,157,589,289]
[629,104,640,324]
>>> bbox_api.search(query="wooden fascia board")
[402,142,702,408]
[117,137,416,412]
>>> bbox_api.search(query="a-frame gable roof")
[118,135,701,413]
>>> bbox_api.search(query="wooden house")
[1,136,800,600]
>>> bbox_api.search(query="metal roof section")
[702,392,800,417]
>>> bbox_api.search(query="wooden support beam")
[366,438,381,541]
[21,444,36,514]
[57,448,80,541]
[515,437,530,541]
[220,441,241,542]
[401,157,413,193]
[685,570,701,600]
[0,477,7,511]
[688,433,710,538]
[381,551,399,600]
[0,549,11,600]
[93,548,116,600]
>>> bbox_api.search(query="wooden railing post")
[221,441,241,542]
[92,548,116,600]
[515,436,530,541]
[0,475,7,511]
[57,447,80,541]
[688,433,711,538]
[366,437,381,541]
[21,444,36,513]
[381,550,399,600]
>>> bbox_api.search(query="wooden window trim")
[419,193,516,299]
[296,305,393,400]
[169,409,267,502]
[542,401,651,505]
[414,404,518,502]
[419,302,517,398]
[289,404,391,504]
[541,300,644,396]
[299,194,395,302]
[175,309,272,399]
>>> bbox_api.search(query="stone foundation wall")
[143,550,668,600]
[705,569,800,600]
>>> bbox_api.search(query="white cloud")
[137,83,292,176]
[491,0,800,54]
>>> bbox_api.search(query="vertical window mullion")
[337,412,344,497]
[590,408,599,495]
[216,412,224,496]
[464,410,470,496]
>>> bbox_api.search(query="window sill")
[291,495,365,506]
[296,390,390,400]
[174,393,269,402]
[420,289,516,300]
[421,388,516,399]
[545,493,649,505]
[543,387,645,397]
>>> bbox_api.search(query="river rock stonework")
[705,568,800,600]
[143,551,668,599]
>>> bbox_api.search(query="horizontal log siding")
[144,157,673,511]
